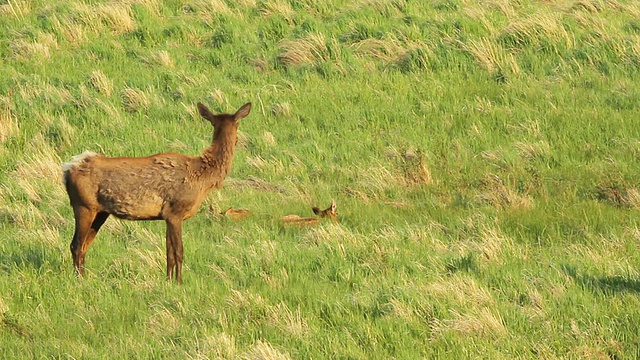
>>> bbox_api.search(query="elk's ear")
[234,102,251,120]
[197,102,214,121]
[330,200,337,213]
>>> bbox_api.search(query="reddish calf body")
[62,102,251,283]
[279,200,338,226]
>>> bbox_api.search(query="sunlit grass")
[1,0,640,358]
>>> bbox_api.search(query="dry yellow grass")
[50,14,86,44]
[0,97,18,142]
[350,34,432,69]
[477,173,534,209]
[426,274,495,309]
[262,131,277,147]
[75,2,136,34]
[0,0,30,18]
[349,37,406,63]
[461,37,520,76]
[193,333,237,359]
[266,303,309,338]
[475,224,514,263]
[270,102,292,117]
[89,70,114,97]
[278,33,331,66]
[150,50,173,67]
[121,87,151,112]
[9,33,57,62]
[14,134,64,201]
[147,306,180,335]
[211,89,227,105]
[259,0,294,24]
[515,140,551,161]
[430,308,508,338]
[346,0,403,18]
[240,340,292,360]
[192,0,232,17]
[500,12,572,50]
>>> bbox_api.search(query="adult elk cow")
[62,102,251,283]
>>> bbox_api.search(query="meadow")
[1,0,640,358]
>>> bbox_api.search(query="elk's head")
[197,102,251,144]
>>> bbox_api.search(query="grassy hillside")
[1,0,640,358]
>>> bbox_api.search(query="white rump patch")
[62,150,98,175]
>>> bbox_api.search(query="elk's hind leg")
[70,206,96,276]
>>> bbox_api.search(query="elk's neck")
[197,132,237,187]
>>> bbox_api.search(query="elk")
[279,200,338,226]
[62,102,251,283]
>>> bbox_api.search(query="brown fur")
[279,200,338,226]
[62,102,251,283]
[220,207,252,220]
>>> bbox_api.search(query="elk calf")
[62,102,251,283]
[279,200,338,226]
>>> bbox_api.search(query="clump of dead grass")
[349,34,432,69]
[14,134,65,202]
[594,182,640,208]
[50,14,86,44]
[270,102,292,117]
[426,274,495,309]
[9,32,58,62]
[460,37,520,77]
[499,12,572,50]
[240,340,292,360]
[211,89,227,105]
[477,173,534,209]
[430,308,508,339]
[258,0,295,24]
[121,87,150,112]
[384,146,434,186]
[88,70,114,97]
[278,33,333,67]
[191,0,232,18]
[75,2,136,34]
[0,96,18,142]
[147,50,173,67]
[0,0,30,17]
[514,140,551,161]
[192,333,237,359]
[266,303,309,338]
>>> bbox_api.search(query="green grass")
[2,0,640,358]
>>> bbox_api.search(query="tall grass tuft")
[499,12,572,50]
[88,70,114,97]
[240,340,292,360]
[0,97,18,142]
[460,37,520,77]
[121,87,151,112]
[278,33,333,67]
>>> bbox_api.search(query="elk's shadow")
[0,246,47,274]
[562,264,640,294]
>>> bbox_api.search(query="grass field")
[2,0,640,358]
